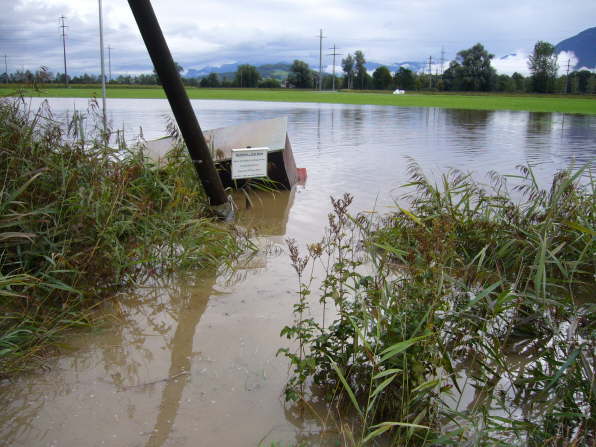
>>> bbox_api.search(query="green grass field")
[1,86,595,114]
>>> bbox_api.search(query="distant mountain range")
[555,27,596,70]
[499,53,518,60]
[185,61,427,79]
[186,62,291,80]
[183,27,595,80]
[186,63,241,77]
[365,61,427,73]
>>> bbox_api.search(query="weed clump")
[280,163,594,446]
[0,98,239,376]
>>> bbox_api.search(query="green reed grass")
[280,163,594,446]
[0,97,241,376]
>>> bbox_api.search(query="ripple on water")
[1,98,594,447]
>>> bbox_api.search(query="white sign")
[231,147,268,180]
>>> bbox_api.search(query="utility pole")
[127,0,228,208]
[107,45,112,82]
[564,58,571,94]
[428,55,433,89]
[3,55,7,83]
[327,44,342,91]
[98,0,107,131]
[317,29,326,91]
[440,46,445,76]
[60,15,68,87]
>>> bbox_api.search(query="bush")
[280,162,595,445]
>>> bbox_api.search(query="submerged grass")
[1,87,596,114]
[280,163,594,445]
[0,98,240,376]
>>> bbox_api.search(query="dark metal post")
[127,0,228,206]
[60,16,68,88]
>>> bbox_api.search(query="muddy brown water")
[1,99,595,446]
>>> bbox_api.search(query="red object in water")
[296,168,308,185]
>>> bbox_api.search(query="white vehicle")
[393,89,405,95]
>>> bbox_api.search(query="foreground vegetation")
[280,163,594,445]
[0,98,240,376]
[2,87,595,114]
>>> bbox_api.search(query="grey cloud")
[1,0,594,76]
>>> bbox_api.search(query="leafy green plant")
[280,163,594,446]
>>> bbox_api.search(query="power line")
[107,45,112,82]
[564,58,571,94]
[317,29,326,91]
[327,44,342,91]
[428,55,432,88]
[60,15,68,87]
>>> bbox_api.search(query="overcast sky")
[1,0,594,77]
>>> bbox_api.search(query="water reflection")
[2,98,595,446]
[527,112,553,134]
[557,114,596,164]
[443,109,494,155]
[233,188,295,238]
[447,109,493,128]
[143,275,213,447]
[523,112,555,164]
[317,106,321,154]
[0,272,216,446]
[24,97,594,188]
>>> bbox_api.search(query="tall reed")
[0,97,240,376]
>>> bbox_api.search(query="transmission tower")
[428,55,433,88]
[564,58,571,94]
[108,45,112,82]
[327,44,342,91]
[317,29,326,91]
[60,15,68,87]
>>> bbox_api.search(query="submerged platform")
[144,117,305,189]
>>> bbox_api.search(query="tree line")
[274,40,593,94]
[2,40,594,94]
[332,42,595,94]
[0,63,282,89]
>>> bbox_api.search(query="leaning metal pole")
[127,0,228,207]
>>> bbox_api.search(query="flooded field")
[1,98,595,446]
